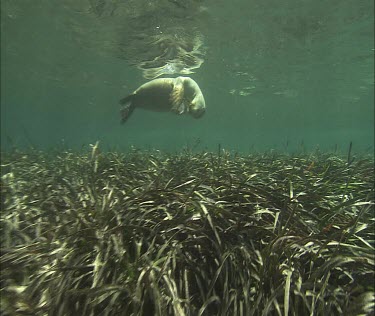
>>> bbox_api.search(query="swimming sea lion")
[119,76,206,123]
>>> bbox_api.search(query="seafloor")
[1,148,374,315]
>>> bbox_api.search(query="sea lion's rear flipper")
[119,95,136,124]
[170,78,185,114]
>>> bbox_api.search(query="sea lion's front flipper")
[170,78,185,114]
[119,95,136,124]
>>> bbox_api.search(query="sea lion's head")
[180,76,206,119]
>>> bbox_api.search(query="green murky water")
[1,0,373,153]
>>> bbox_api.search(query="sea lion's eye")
[190,102,198,110]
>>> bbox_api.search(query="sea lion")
[119,76,206,123]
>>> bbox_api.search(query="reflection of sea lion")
[119,77,206,123]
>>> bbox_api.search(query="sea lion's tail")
[119,95,136,124]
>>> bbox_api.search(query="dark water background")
[1,0,374,154]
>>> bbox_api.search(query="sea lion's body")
[120,77,206,123]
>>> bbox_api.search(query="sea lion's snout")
[190,107,205,118]
[188,96,206,119]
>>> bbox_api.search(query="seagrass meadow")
[0,146,374,316]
